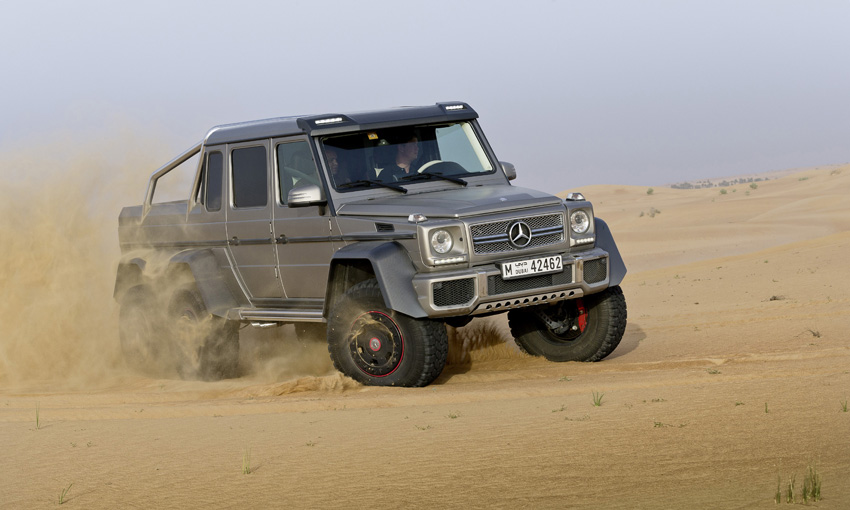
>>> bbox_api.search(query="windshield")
[320,121,495,191]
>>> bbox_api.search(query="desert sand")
[1,162,848,508]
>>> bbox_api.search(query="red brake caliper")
[576,299,588,333]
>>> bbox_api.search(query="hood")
[335,185,563,218]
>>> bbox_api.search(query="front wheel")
[327,279,448,387]
[508,286,626,362]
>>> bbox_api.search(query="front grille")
[488,265,573,295]
[470,213,564,255]
[583,258,607,284]
[432,278,476,307]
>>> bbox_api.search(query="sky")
[2,0,848,190]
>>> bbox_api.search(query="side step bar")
[239,309,325,323]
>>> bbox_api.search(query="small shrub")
[719,188,727,195]
[646,187,654,195]
[750,182,758,190]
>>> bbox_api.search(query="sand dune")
[1,163,848,508]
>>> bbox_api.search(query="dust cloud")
[0,136,332,389]
[0,136,164,389]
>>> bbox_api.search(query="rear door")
[225,140,283,299]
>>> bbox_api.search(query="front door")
[273,138,336,299]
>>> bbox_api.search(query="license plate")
[500,256,563,280]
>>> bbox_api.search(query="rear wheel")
[168,288,240,380]
[119,286,169,376]
[327,279,447,387]
[508,286,626,362]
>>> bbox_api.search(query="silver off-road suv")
[115,102,627,387]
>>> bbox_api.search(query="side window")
[231,146,268,208]
[205,151,223,211]
[277,141,321,204]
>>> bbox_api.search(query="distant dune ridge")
[1,157,848,508]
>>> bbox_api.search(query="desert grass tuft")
[59,483,72,505]
[592,391,604,407]
[802,465,821,503]
[35,403,40,430]
[841,398,848,412]
[242,447,252,475]
[785,474,796,503]
[774,475,782,504]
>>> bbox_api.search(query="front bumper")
[411,247,611,318]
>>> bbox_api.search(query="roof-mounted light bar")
[444,104,465,111]
[315,116,344,125]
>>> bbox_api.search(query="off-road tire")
[168,288,240,380]
[119,285,169,376]
[508,286,626,362]
[327,279,448,387]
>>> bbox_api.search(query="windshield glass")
[320,121,495,191]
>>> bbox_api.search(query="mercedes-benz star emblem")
[508,221,532,248]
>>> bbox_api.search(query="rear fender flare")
[167,249,244,317]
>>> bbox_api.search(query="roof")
[203,102,478,146]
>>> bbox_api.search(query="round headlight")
[430,229,453,254]
[570,210,590,234]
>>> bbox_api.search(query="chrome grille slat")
[470,213,564,255]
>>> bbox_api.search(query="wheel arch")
[115,249,245,318]
[166,249,245,318]
[594,218,627,287]
[114,257,146,301]
[324,241,428,319]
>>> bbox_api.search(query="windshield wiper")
[400,171,467,187]
[338,179,408,194]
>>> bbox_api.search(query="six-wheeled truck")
[114,102,627,386]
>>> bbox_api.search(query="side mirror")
[287,184,326,207]
[500,161,517,181]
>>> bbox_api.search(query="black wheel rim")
[348,310,404,377]
[540,299,589,342]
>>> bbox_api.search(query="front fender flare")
[325,241,427,318]
[594,218,627,287]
